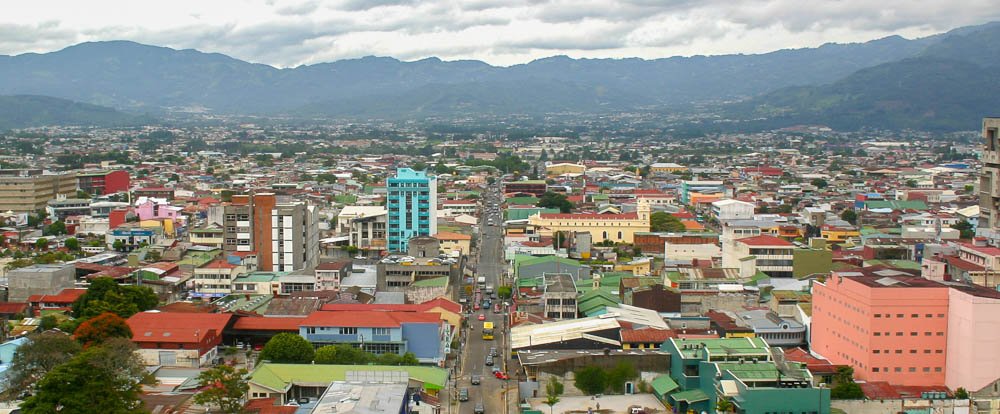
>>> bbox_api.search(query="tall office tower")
[979,117,1000,244]
[387,168,437,253]
[271,202,319,272]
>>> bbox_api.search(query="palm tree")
[716,397,734,413]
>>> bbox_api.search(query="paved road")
[454,186,510,414]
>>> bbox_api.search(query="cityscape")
[0,2,998,414]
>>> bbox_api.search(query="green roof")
[673,337,770,360]
[716,362,781,381]
[506,196,539,205]
[577,290,621,316]
[651,375,679,396]
[412,277,449,287]
[233,272,282,283]
[506,207,559,221]
[250,363,449,392]
[513,255,582,276]
[176,250,222,267]
[670,388,709,403]
[865,259,921,270]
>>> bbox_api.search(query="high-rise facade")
[0,169,77,213]
[387,168,437,253]
[216,193,317,272]
[979,117,1000,244]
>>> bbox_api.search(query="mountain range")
[0,21,997,130]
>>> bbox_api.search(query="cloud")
[0,0,999,66]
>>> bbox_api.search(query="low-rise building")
[299,310,448,365]
[126,311,234,368]
[7,264,76,303]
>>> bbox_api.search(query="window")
[925,332,932,336]
[926,314,933,318]
[873,350,880,354]
[936,332,944,336]
[894,367,902,372]
[896,332,904,336]
[910,349,917,354]
[339,327,358,335]
[908,367,916,373]
[895,350,903,354]
[873,368,880,372]
[912,314,919,318]
[372,328,390,336]
[923,367,930,372]
[306,327,315,334]
[874,314,882,318]
[935,367,942,372]
[874,332,881,336]
[910,332,918,336]
[897,314,904,318]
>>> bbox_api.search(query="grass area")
[334,194,358,204]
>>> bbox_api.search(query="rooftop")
[249,363,447,392]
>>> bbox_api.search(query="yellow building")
[820,226,860,243]
[432,231,472,256]
[0,170,77,213]
[545,162,586,176]
[529,200,650,243]
[615,257,652,276]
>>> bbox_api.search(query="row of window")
[872,367,942,373]
[873,331,944,337]
[546,299,576,305]
[874,313,946,318]
[873,349,943,355]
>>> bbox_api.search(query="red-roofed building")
[28,288,87,314]
[299,309,448,365]
[126,311,234,368]
[0,302,28,318]
[724,235,795,278]
[620,327,676,349]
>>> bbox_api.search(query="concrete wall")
[831,398,970,414]
[947,288,1000,393]
[7,264,76,302]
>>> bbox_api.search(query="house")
[319,297,462,337]
[432,232,472,257]
[27,288,88,315]
[247,363,448,404]
[298,310,449,365]
[126,311,234,368]
[723,235,794,278]
[661,337,830,414]
[315,260,352,291]
[190,258,246,298]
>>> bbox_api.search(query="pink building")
[946,284,1000,394]
[134,197,182,221]
[812,271,949,386]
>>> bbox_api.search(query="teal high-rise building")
[387,168,437,252]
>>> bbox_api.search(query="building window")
[935,367,942,372]
[339,327,358,335]
[872,368,880,372]
[894,367,902,372]
[908,367,916,372]
[372,328,390,336]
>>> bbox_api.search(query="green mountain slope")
[0,95,152,129]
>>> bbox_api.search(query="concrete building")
[545,163,586,176]
[649,163,688,174]
[348,210,387,257]
[979,117,1000,245]
[387,168,437,253]
[503,180,547,197]
[432,232,471,257]
[711,199,755,221]
[45,198,91,221]
[0,169,77,213]
[126,311,233,368]
[528,200,651,244]
[723,235,794,278]
[377,259,458,292]
[315,260,352,291]
[679,180,725,204]
[271,202,320,272]
[812,271,949,386]
[299,310,448,364]
[6,264,76,302]
[542,273,578,320]
[76,170,129,196]
[336,206,387,234]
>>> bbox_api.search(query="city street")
[454,186,510,414]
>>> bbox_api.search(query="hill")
[0,30,948,116]
[0,95,153,130]
[737,23,1000,131]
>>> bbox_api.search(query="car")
[494,371,509,380]
[459,388,469,402]
[474,303,481,310]
[474,403,485,414]
[471,375,481,385]
[477,314,486,321]
[489,347,497,357]
[485,356,494,366]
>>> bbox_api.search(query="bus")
[482,322,494,340]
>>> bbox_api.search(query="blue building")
[299,310,448,365]
[679,180,725,204]
[387,168,437,253]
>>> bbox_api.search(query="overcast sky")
[3,0,998,67]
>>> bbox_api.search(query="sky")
[2,0,998,67]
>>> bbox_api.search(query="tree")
[840,209,858,225]
[810,178,828,189]
[829,366,864,399]
[43,221,66,236]
[497,286,513,299]
[906,179,918,188]
[314,344,366,365]
[193,365,249,414]
[574,366,608,395]
[20,341,145,413]
[113,239,125,251]
[605,362,638,393]
[952,220,975,239]
[537,192,573,213]
[72,277,159,320]
[34,238,48,250]
[544,376,563,414]
[650,212,686,232]
[39,315,58,331]
[64,237,80,252]
[259,333,315,364]
[1,332,82,400]
[716,397,735,413]
[954,387,969,399]
[74,312,133,347]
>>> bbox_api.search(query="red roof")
[737,235,793,247]
[28,288,88,304]
[301,310,441,328]
[783,347,840,375]
[959,242,1000,256]
[860,381,951,400]
[944,255,985,272]
[620,328,676,343]
[0,302,28,314]
[316,261,351,271]
[201,259,237,269]
[538,212,639,220]
[320,297,461,314]
[244,398,297,414]
[126,312,233,344]
[232,316,305,331]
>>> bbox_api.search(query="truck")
[485,284,494,295]
[482,322,494,340]
[477,276,486,287]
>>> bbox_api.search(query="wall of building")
[946,288,1000,393]
[831,399,969,414]
[400,322,443,362]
